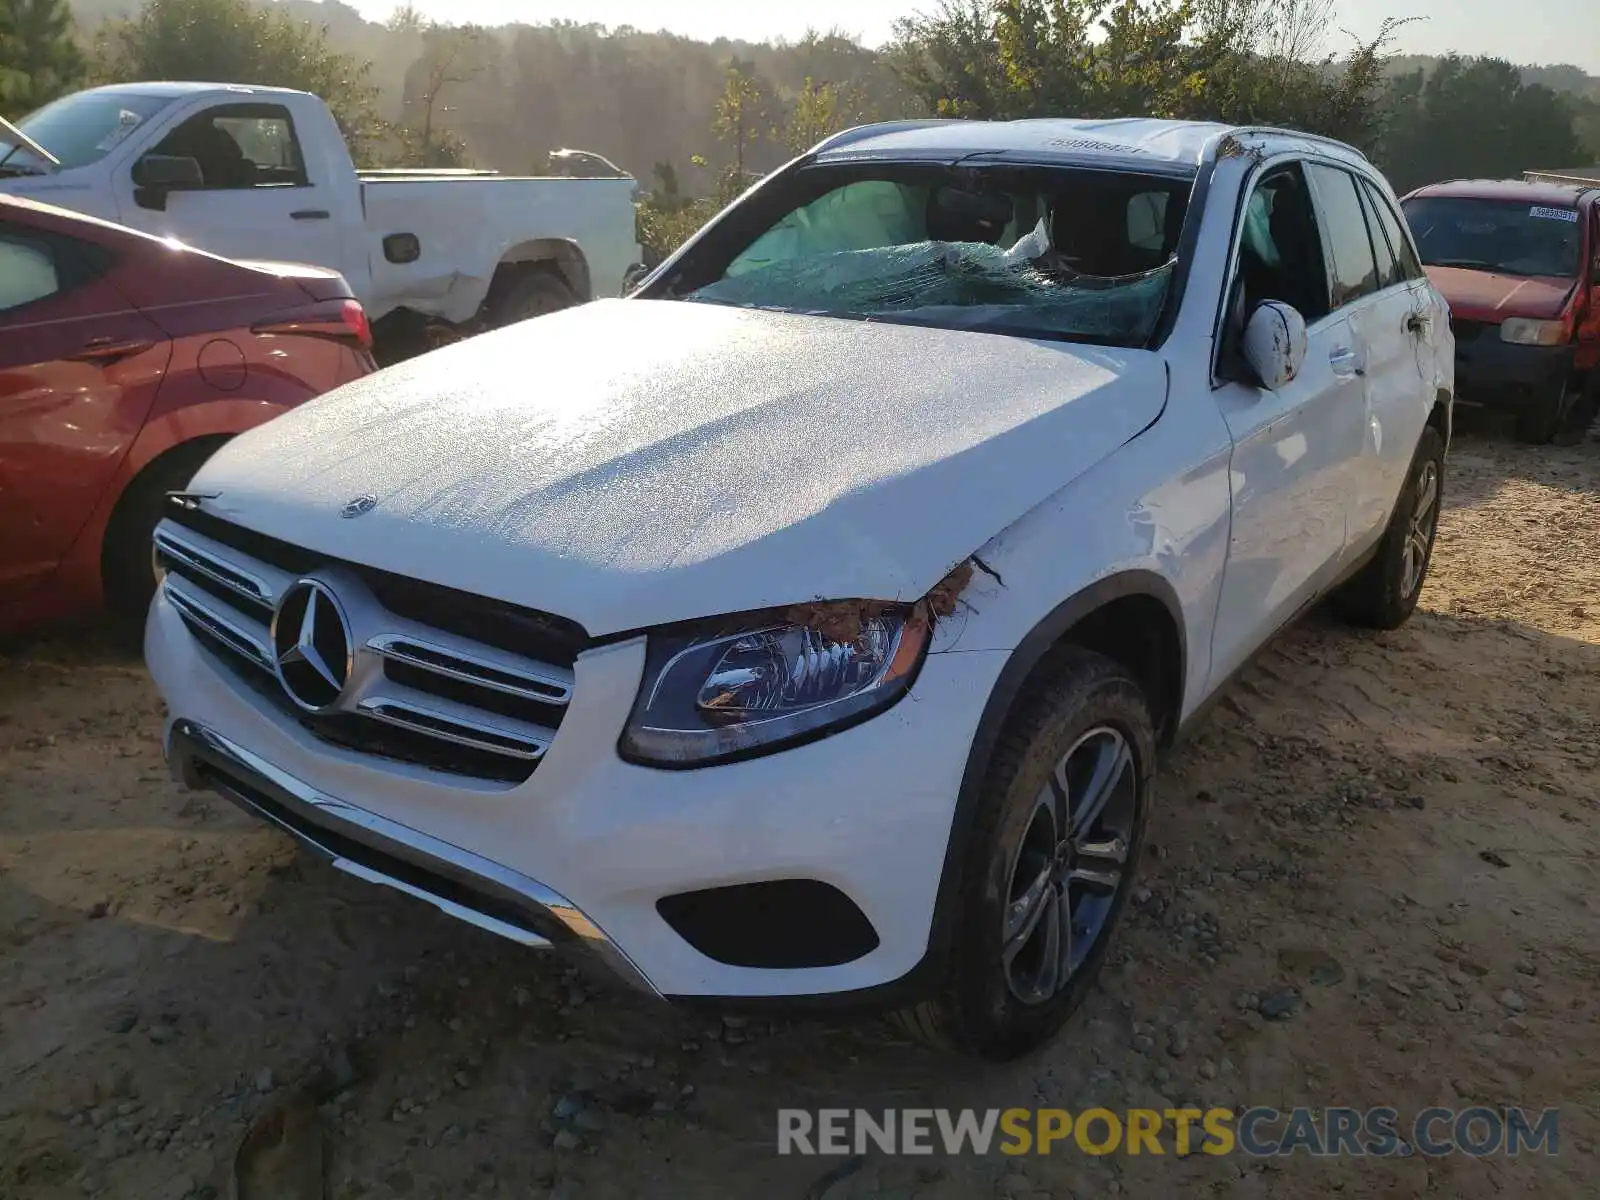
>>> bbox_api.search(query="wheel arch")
[493,237,592,303]
[1430,387,1453,452]
[918,571,1187,980]
[100,433,233,606]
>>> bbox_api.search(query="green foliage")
[0,0,85,115]
[712,59,771,178]
[780,76,863,156]
[388,19,493,167]
[89,0,381,153]
[636,191,718,267]
[890,0,1404,153]
[1377,56,1592,191]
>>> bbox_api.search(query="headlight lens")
[620,603,931,767]
[1500,317,1566,346]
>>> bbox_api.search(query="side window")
[0,235,61,315]
[1356,183,1399,289]
[1233,162,1330,324]
[1305,163,1379,309]
[1360,179,1423,282]
[147,103,308,191]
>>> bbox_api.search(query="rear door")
[1355,174,1437,521]
[112,101,348,278]
[0,220,171,603]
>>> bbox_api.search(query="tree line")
[2,0,1596,260]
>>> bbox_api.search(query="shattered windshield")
[674,167,1192,347]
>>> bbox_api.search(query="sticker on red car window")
[1529,206,1579,223]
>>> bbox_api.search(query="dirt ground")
[2,419,1598,1200]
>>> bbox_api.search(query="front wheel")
[1515,379,1573,444]
[892,648,1155,1060]
[1333,425,1445,630]
[102,440,224,618]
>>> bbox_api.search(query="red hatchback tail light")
[253,299,373,351]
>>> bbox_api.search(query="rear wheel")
[102,440,224,618]
[891,648,1155,1060]
[490,269,577,329]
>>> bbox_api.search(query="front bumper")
[149,591,1008,1000]
[166,719,659,994]
[1455,334,1575,407]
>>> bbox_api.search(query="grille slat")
[366,634,575,706]
[157,510,587,784]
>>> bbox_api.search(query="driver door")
[112,101,346,276]
[1207,160,1369,687]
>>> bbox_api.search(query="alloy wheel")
[1400,459,1440,599]
[1001,726,1138,1006]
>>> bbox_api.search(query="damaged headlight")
[619,602,932,768]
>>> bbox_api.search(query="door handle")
[66,337,156,364]
[1329,347,1365,378]
[291,209,331,221]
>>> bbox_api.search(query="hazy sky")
[340,0,1600,72]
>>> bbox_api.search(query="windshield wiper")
[0,114,61,174]
[1429,257,1499,271]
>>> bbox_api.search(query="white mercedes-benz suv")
[147,119,1452,1059]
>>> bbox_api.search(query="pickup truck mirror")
[132,154,203,212]
[1241,301,1309,391]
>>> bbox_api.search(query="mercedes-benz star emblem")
[271,580,353,712]
[342,494,378,519]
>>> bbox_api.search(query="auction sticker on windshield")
[95,110,144,153]
[1529,206,1579,223]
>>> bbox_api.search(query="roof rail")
[1523,169,1600,188]
[1230,126,1368,161]
[809,119,965,155]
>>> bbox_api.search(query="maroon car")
[1,195,374,635]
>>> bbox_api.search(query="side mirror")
[1241,300,1309,391]
[622,262,650,296]
[132,154,203,212]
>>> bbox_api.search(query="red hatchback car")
[1,195,373,635]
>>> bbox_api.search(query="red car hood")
[1424,265,1577,323]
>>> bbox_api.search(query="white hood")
[195,299,1167,635]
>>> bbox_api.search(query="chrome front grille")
[154,513,587,784]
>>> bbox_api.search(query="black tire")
[1552,374,1598,447]
[1333,425,1445,630]
[102,440,223,618]
[891,647,1155,1060]
[1514,379,1572,444]
[490,269,577,329]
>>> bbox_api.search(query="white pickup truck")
[0,82,642,349]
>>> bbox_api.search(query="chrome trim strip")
[357,696,554,761]
[171,721,660,996]
[367,633,575,705]
[163,580,274,671]
[331,858,551,948]
[154,528,274,608]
